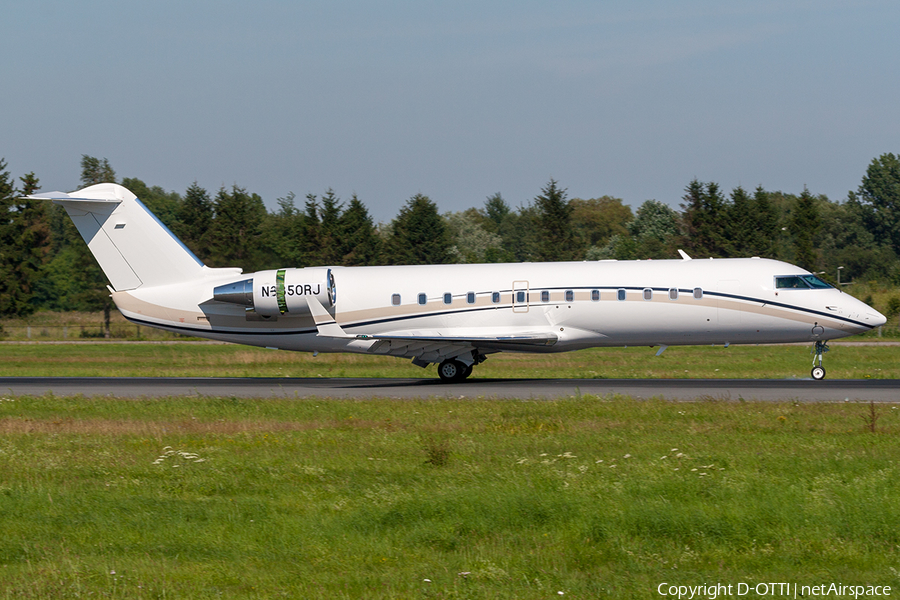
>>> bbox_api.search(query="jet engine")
[213,267,335,317]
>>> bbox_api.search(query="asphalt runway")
[1,377,899,401]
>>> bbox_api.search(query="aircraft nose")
[867,310,888,328]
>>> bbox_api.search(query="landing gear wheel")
[811,340,829,381]
[438,359,469,383]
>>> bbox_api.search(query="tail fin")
[28,183,210,291]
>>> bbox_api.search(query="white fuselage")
[111,257,884,362]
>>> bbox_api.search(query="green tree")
[0,160,24,315]
[483,193,510,234]
[817,196,896,283]
[339,194,381,266]
[32,197,104,312]
[478,194,517,262]
[385,193,452,265]
[725,186,755,256]
[570,196,632,254]
[265,192,302,267]
[724,185,780,258]
[500,205,541,262]
[680,179,729,257]
[207,185,267,271]
[298,193,323,266]
[533,179,576,261]
[19,172,40,196]
[9,173,51,316]
[851,152,900,254]
[317,189,344,266]
[0,166,50,317]
[789,188,821,272]
[445,208,504,264]
[591,199,677,260]
[174,182,214,262]
[750,186,779,258]
[630,200,678,242]
[80,155,116,186]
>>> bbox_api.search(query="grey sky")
[3,1,897,222]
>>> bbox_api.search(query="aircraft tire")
[811,366,826,380]
[438,359,468,383]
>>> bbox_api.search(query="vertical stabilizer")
[27,183,207,291]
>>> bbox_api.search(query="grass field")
[1,395,899,598]
[2,329,898,596]
[1,340,898,379]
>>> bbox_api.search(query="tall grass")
[1,395,898,598]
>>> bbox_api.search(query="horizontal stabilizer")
[26,190,123,203]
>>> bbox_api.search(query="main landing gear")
[811,340,830,380]
[437,353,485,383]
[438,360,471,383]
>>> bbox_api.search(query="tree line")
[1,153,899,318]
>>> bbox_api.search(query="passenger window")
[516,291,526,303]
[643,288,652,301]
[668,288,678,300]
[591,290,600,302]
[467,292,475,304]
[391,294,401,306]
[418,293,426,305]
[443,293,452,304]
[492,292,501,303]
[617,289,626,301]
[565,290,574,302]
[693,288,703,299]
[541,290,550,303]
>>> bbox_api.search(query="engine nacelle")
[213,267,336,318]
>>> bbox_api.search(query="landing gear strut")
[811,340,829,380]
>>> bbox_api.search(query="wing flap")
[362,331,558,346]
[305,295,558,359]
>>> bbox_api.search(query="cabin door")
[512,280,529,313]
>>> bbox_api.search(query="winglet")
[677,249,692,261]
[306,295,354,338]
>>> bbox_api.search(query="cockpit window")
[776,276,806,289]
[775,275,833,289]
[800,275,832,289]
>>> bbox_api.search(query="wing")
[305,295,557,362]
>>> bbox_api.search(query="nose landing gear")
[811,340,829,380]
